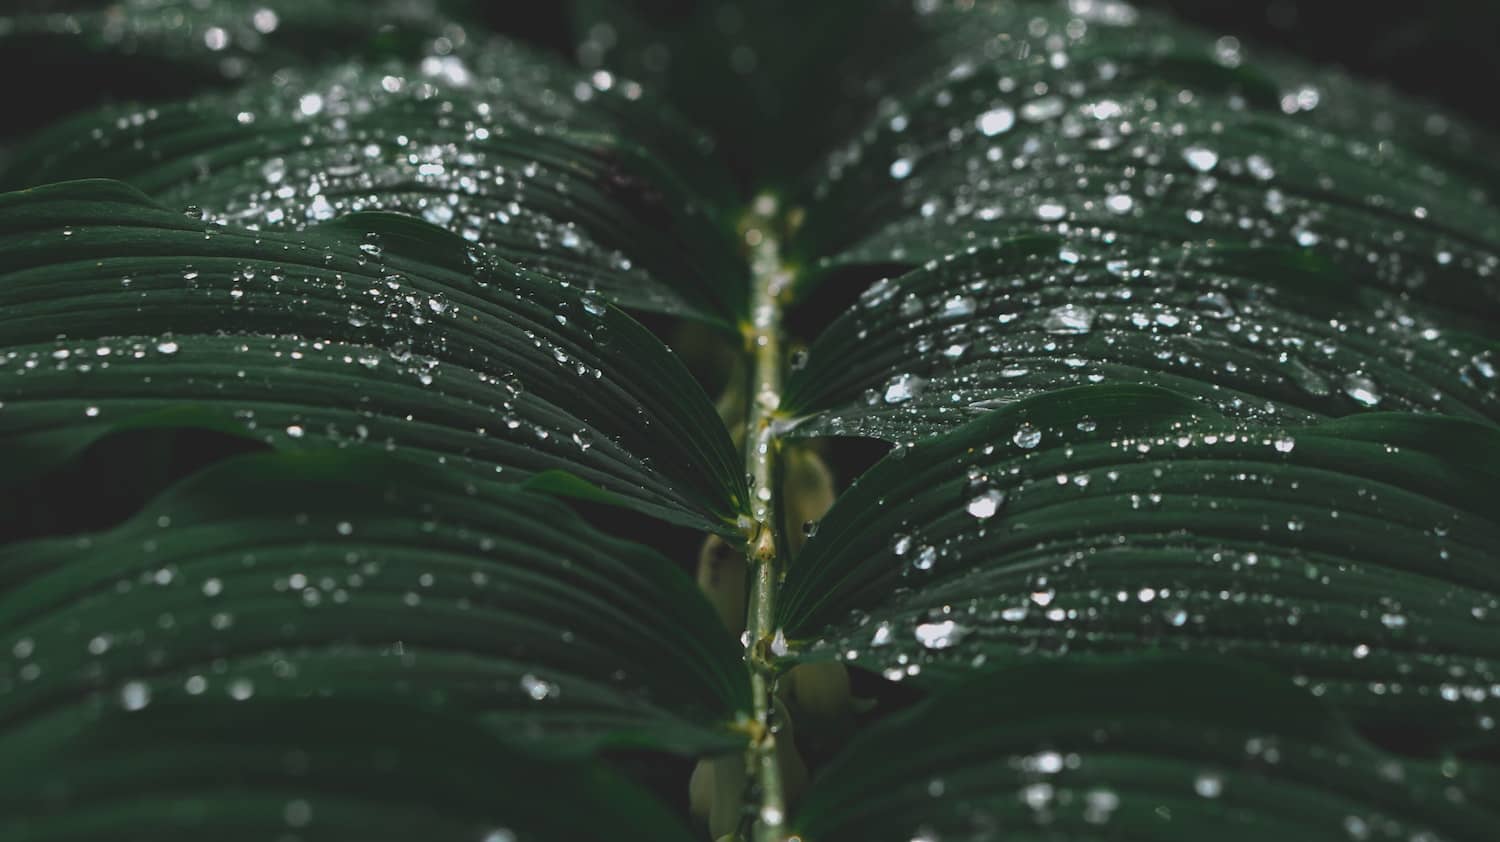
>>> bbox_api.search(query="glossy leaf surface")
[779,386,1500,748]
[0,449,750,756]
[3,39,746,325]
[0,180,746,532]
[795,658,1498,842]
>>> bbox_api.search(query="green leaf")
[2,42,746,326]
[782,237,1499,442]
[0,0,465,140]
[789,1,1500,325]
[0,179,747,532]
[778,386,1500,748]
[793,657,1499,842]
[1,697,699,841]
[0,448,750,756]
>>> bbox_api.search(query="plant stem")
[740,195,791,842]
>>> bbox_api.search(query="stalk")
[739,195,792,842]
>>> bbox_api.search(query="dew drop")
[1183,146,1219,172]
[914,620,969,649]
[1342,374,1382,407]
[966,488,1005,519]
[120,681,151,711]
[976,106,1016,136]
[1043,303,1095,334]
[1013,423,1043,449]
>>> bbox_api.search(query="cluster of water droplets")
[785,239,1497,444]
[784,395,1499,747]
[4,19,734,324]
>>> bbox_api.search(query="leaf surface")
[778,386,1500,748]
[0,449,751,757]
[794,658,1499,842]
[0,180,746,531]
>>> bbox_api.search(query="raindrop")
[120,681,151,711]
[1183,146,1219,172]
[1342,374,1382,407]
[914,620,969,649]
[976,106,1016,136]
[1043,303,1095,334]
[966,488,1005,519]
[1013,423,1043,449]
[1194,773,1224,798]
[884,373,927,404]
[520,673,558,701]
[1020,96,1065,121]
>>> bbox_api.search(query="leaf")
[2,41,746,326]
[781,237,1499,442]
[0,179,746,532]
[793,657,1499,842]
[777,386,1500,748]
[0,0,464,139]
[789,1,1500,325]
[1,697,699,841]
[0,448,750,757]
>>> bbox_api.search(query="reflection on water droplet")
[1342,373,1382,407]
[966,488,1005,519]
[521,673,558,701]
[120,680,150,711]
[884,373,927,404]
[1043,303,1094,334]
[976,106,1016,136]
[1013,424,1042,449]
[1183,146,1219,172]
[914,620,969,649]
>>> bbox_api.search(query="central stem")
[741,195,790,842]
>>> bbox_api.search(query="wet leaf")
[0,448,750,756]
[783,237,1499,441]
[3,40,745,325]
[778,386,1500,748]
[0,180,746,532]
[794,657,1499,842]
[2,697,700,841]
[791,1,1500,326]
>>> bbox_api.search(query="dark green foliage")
[0,1,1495,839]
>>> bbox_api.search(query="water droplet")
[1343,374,1382,407]
[1013,423,1042,449]
[1020,96,1065,122]
[283,800,313,828]
[1036,202,1067,221]
[1183,146,1219,172]
[120,681,151,711]
[914,620,969,649]
[889,158,914,179]
[976,106,1016,136]
[520,673,558,701]
[1194,773,1224,798]
[883,373,927,404]
[966,488,1005,519]
[228,677,255,700]
[1043,303,1094,334]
